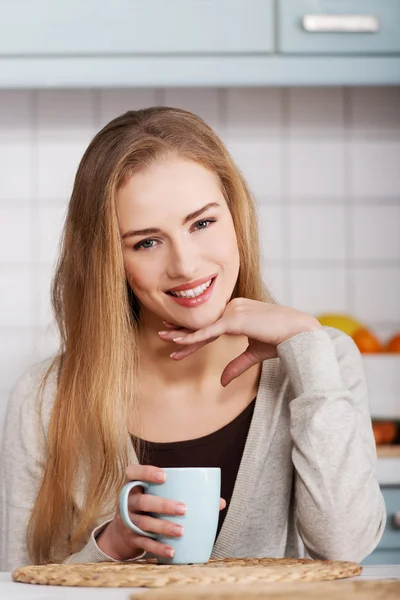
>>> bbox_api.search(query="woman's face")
[117,157,240,330]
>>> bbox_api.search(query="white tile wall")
[289,206,347,261]
[290,267,348,316]
[0,87,400,429]
[350,87,400,137]
[99,89,158,127]
[288,88,344,137]
[288,140,345,199]
[226,88,282,138]
[225,139,283,198]
[0,143,32,203]
[351,141,400,198]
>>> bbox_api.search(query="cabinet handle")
[393,512,400,530]
[302,15,380,33]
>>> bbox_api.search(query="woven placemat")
[12,557,361,588]
[133,579,400,600]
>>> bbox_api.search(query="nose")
[166,236,198,281]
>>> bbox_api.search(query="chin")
[174,302,228,331]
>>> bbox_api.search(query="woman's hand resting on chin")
[159,298,321,387]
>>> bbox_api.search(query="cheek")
[124,255,155,297]
[214,227,239,264]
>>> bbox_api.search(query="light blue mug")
[119,467,221,564]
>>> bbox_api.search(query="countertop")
[0,565,399,599]
[377,452,400,485]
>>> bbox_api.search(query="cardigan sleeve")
[0,364,144,571]
[277,326,386,562]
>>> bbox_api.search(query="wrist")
[301,316,322,332]
[96,519,140,562]
[96,522,123,560]
[281,316,322,345]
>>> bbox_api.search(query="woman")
[0,107,385,571]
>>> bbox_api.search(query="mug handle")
[119,481,157,539]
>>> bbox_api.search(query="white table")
[1,565,399,599]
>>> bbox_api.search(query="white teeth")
[170,279,213,298]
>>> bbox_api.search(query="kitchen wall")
[1,86,400,430]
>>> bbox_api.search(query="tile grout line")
[343,86,355,316]
[30,90,40,352]
[155,88,165,106]
[92,87,102,131]
[217,87,228,137]
[280,87,292,307]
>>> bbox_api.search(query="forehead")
[117,158,224,220]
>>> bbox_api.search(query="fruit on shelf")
[317,314,400,354]
[372,421,398,445]
[352,328,383,353]
[316,314,365,336]
[386,333,400,353]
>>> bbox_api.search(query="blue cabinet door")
[278,0,400,54]
[362,549,400,565]
[378,487,400,550]
[0,0,274,55]
[362,486,400,565]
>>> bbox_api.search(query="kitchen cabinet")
[362,486,400,565]
[0,0,274,55]
[0,0,399,87]
[278,0,400,55]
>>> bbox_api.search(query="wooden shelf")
[377,445,400,458]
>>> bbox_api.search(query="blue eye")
[194,218,216,230]
[134,239,156,251]
[133,218,216,251]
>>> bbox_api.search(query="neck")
[137,319,248,391]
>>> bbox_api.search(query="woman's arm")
[277,327,386,562]
[0,365,143,571]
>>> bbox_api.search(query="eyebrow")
[121,202,221,239]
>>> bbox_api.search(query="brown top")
[132,398,256,539]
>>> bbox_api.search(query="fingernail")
[158,331,169,336]
[166,548,175,558]
[173,337,184,342]
[155,471,166,482]
[175,503,187,515]
[172,525,184,536]
[170,352,177,358]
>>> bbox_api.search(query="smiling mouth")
[166,277,215,299]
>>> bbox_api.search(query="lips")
[166,274,218,294]
[166,276,217,307]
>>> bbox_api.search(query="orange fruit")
[372,421,398,445]
[386,333,400,353]
[352,328,383,353]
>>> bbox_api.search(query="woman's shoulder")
[6,356,60,434]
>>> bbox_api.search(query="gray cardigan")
[0,327,386,571]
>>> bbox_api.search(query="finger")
[170,340,213,360]
[130,493,187,517]
[171,321,226,345]
[136,535,176,559]
[130,513,184,538]
[220,349,259,387]
[219,498,226,511]
[125,465,166,484]
[158,328,191,341]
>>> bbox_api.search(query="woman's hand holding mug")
[96,465,225,562]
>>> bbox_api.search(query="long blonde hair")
[27,107,274,564]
